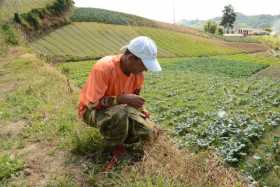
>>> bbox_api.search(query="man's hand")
[117,94,145,109]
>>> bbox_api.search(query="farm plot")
[31,22,240,61]
[58,54,280,186]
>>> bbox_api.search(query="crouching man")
[78,36,161,156]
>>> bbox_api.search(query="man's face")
[127,54,147,74]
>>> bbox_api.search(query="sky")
[74,0,280,23]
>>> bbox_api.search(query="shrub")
[1,24,18,45]
[204,21,218,34]
[14,0,74,35]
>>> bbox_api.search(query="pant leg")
[82,106,96,127]
[126,106,156,142]
[83,105,157,148]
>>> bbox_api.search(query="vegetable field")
[58,54,280,186]
[30,22,241,61]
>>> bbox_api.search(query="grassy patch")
[252,35,280,49]
[0,154,24,181]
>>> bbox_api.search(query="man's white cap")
[121,36,162,72]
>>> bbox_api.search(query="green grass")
[252,35,280,49]
[0,0,55,22]
[57,53,280,186]
[0,154,24,181]
[31,22,240,61]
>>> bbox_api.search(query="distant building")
[223,33,243,37]
[237,28,269,36]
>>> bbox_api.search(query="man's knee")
[82,107,96,127]
[98,106,130,145]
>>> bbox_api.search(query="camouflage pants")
[83,105,156,149]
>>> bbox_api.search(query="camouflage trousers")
[83,105,157,150]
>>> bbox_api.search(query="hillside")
[70,7,206,37]
[30,22,268,62]
[1,1,280,186]
[71,7,158,27]
[0,0,55,22]
[180,12,280,30]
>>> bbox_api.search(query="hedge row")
[14,0,74,36]
[71,7,157,27]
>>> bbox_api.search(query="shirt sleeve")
[83,66,108,104]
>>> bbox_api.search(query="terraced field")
[31,22,243,60]
[0,0,55,21]
[58,54,280,186]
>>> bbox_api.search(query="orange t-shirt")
[78,54,144,118]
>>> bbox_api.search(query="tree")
[220,4,236,33]
[204,21,217,34]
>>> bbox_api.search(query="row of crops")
[57,54,280,186]
[30,22,240,61]
[0,0,55,22]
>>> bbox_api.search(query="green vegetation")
[70,7,205,37]
[0,154,24,181]
[0,1,278,185]
[0,49,244,186]
[204,21,218,34]
[217,35,260,43]
[220,4,236,33]
[252,35,280,49]
[14,0,74,36]
[1,24,19,45]
[31,22,240,61]
[180,13,280,30]
[58,53,279,186]
[0,0,55,22]
[71,7,158,27]
[0,50,90,185]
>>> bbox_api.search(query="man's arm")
[88,92,145,111]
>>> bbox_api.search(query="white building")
[237,28,269,36]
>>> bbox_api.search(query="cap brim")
[120,45,128,51]
[142,58,162,72]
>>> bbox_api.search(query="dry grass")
[252,64,280,80]
[119,132,247,187]
[223,42,268,53]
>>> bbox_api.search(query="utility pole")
[172,0,176,24]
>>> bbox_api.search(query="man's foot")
[103,144,126,172]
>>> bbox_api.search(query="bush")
[217,27,224,35]
[14,0,74,34]
[204,21,218,34]
[1,24,18,45]
[0,154,24,180]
